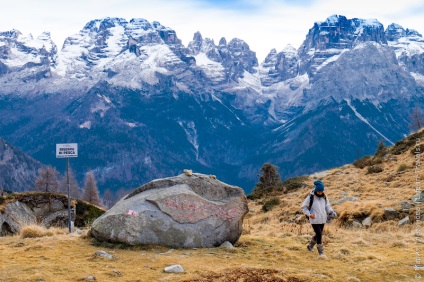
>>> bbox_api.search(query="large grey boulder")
[90,173,249,248]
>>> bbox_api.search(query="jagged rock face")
[386,23,407,41]
[90,173,248,248]
[297,15,387,77]
[260,45,299,86]
[0,194,77,236]
[299,15,386,53]
[188,33,258,83]
[0,30,57,85]
[0,138,43,191]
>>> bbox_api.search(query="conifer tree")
[82,170,101,206]
[375,140,387,157]
[248,163,282,199]
[59,167,80,199]
[35,166,59,193]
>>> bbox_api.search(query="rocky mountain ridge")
[0,15,423,193]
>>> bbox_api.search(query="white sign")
[56,143,78,158]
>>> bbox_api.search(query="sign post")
[56,143,78,234]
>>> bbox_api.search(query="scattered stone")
[384,208,399,220]
[159,249,174,255]
[94,250,114,260]
[164,265,184,273]
[85,276,96,281]
[362,216,372,228]
[390,157,398,161]
[220,241,234,250]
[332,196,358,206]
[398,200,413,211]
[209,175,216,179]
[399,216,411,227]
[411,192,424,203]
[111,270,122,277]
[184,169,193,176]
[74,229,84,235]
[352,221,362,228]
[335,172,342,175]
[91,173,248,248]
[340,191,348,196]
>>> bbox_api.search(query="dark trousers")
[311,224,325,244]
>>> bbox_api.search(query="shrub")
[375,140,387,157]
[367,165,383,174]
[75,199,105,228]
[397,164,408,172]
[369,157,383,165]
[391,138,416,155]
[261,197,281,212]
[281,176,308,192]
[353,156,372,169]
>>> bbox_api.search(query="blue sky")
[1,0,423,61]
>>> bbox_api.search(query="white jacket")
[301,190,335,224]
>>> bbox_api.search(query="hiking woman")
[301,180,337,255]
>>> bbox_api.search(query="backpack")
[305,193,327,220]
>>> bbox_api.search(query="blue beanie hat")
[314,180,324,192]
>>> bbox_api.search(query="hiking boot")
[307,238,316,252]
[317,244,324,256]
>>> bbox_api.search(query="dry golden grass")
[0,135,422,281]
[20,225,67,239]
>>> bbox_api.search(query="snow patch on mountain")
[194,53,225,82]
[411,72,424,86]
[346,99,394,145]
[79,121,92,129]
[177,120,199,159]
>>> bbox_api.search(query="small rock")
[384,208,399,220]
[111,270,122,277]
[333,196,358,206]
[94,250,114,260]
[183,169,192,176]
[209,175,216,179]
[85,276,96,281]
[362,216,372,228]
[399,216,411,227]
[412,192,424,203]
[164,265,184,273]
[352,221,362,228]
[398,200,413,210]
[220,241,234,250]
[340,191,348,196]
[159,249,174,255]
[74,229,84,235]
[390,158,398,161]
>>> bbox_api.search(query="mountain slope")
[0,138,43,191]
[0,15,423,193]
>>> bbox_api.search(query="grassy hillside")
[0,131,422,281]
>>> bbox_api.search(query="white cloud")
[0,0,423,61]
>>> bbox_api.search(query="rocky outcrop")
[90,173,248,248]
[0,193,76,236]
